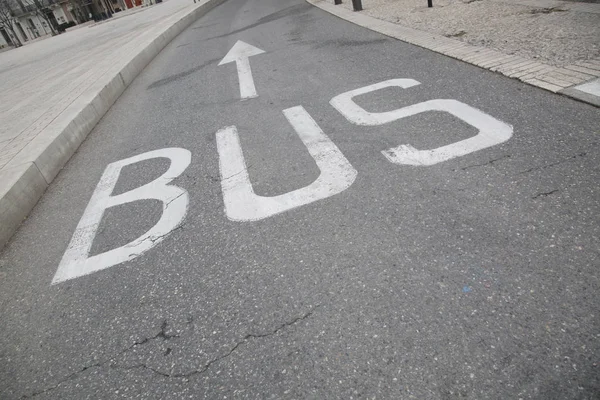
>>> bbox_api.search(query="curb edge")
[0,0,226,250]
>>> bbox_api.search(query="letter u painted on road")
[52,148,191,284]
[216,106,357,221]
[330,79,513,166]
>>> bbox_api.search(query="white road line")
[52,148,191,284]
[216,106,357,221]
[219,40,266,100]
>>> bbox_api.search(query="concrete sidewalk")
[0,0,224,249]
[310,0,600,105]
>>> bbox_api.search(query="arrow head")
[219,40,266,65]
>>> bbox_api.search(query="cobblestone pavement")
[340,0,599,67]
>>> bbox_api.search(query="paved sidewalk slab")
[307,0,600,104]
[563,78,600,107]
[0,0,225,249]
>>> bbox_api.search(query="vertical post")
[428,0,432,7]
[352,0,362,11]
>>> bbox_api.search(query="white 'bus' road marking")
[216,106,357,221]
[52,148,191,284]
[51,78,516,283]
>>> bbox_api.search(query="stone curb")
[0,0,226,250]
[306,0,600,106]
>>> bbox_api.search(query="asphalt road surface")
[1,0,599,398]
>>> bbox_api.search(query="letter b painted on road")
[52,148,191,284]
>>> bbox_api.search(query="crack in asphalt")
[21,307,319,398]
[518,151,587,175]
[221,164,252,182]
[458,154,511,171]
[126,225,185,256]
[111,306,320,379]
[532,189,559,199]
[20,320,179,399]
[165,192,186,208]
[148,225,184,244]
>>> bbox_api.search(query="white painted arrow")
[219,40,266,100]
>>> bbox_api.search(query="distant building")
[0,0,137,48]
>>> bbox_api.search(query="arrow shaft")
[235,57,257,100]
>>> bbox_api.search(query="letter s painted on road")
[330,79,513,166]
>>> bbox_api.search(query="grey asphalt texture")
[1,0,599,398]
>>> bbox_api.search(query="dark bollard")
[428,0,432,7]
[334,0,342,4]
[352,0,362,11]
